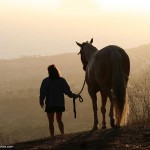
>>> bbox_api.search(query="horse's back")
[96,45,130,76]
[87,45,130,91]
[98,45,128,58]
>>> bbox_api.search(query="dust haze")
[0,44,150,144]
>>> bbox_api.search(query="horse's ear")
[90,38,93,44]
[76,42,82,47]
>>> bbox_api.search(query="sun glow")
[30,0,61,10]
[1,0,62,11]
[95,0,150,12]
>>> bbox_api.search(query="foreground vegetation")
[128,68,150,124]
[14,123,150,150]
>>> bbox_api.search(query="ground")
[14,124,150,150]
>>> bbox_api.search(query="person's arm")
[39,78,48,108]
[63,79,77,98]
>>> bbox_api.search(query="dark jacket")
[40,77,76,107]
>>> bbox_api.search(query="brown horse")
[76,38,130,129]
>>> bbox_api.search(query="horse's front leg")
[100,92,107,129]
[88,88,98,130]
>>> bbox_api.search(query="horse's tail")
[111,51,128,127]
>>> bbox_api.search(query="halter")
[78,42,88,55]
[78,43,89,71]
[73,79,86,118]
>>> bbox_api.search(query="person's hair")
[47,64,60,80]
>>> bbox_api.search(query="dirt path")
[15,124,150,150]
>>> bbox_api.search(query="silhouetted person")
[39,64,77,136]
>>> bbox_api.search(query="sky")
[0,0,150,59]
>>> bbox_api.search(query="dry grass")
[0,128,18,145]
[128,68,150,124]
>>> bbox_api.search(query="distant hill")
[127,43,150,59]
[126,44,150,75]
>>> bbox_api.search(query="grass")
[0,128,18,145]
[128,68,150,124]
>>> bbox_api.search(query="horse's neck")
[86,48,98,62]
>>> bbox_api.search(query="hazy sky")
[0,0,150,58]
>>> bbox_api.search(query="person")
[39,64,78,137]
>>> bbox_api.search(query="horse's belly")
[86,66,112,91]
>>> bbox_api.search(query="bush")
[128,69,150,124]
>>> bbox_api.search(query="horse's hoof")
[115,125,121,129]
[110,119,115,128]
[92,126,98,130]
[101,125,107,129]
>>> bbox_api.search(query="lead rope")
[73,79,86,118]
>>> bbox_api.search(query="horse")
[76,38,130,129]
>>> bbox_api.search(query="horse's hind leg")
[109,95,115,128]
[101,92,107,129]
[88,88,98,130]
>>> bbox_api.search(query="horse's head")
[76,38,93,71]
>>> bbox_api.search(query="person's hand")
[73,94,83,102]
[73,94,79,99]
[76,94,80,98]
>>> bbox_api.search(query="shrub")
[128,69,150,124]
